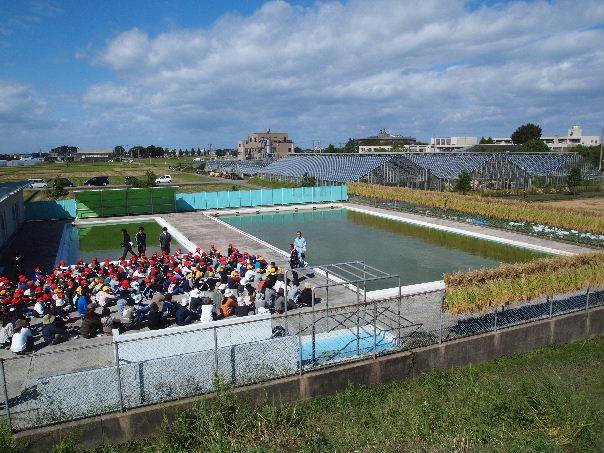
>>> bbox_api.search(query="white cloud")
[0,81,54,132]
[78,0,603,146]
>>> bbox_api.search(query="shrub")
[143,170,157,187]
[46,178,69,199]
[443,252,604,314]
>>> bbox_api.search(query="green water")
[221,209,549,289]
[66,221,181,263]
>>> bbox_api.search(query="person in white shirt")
[294,231,307,264]
[10,320,35,354]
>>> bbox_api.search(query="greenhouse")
[252,152,597,189]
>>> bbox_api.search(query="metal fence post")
[493,307,498,331]
[298,313,303,375]
[113,342,124,412]
[439,292,445,343]
[356,284,360,356]
[373,297,377,359]
[0,359,12,432]
[548,296,553,318]
[311,290,316,366]
[397,277,402,346]
[213,327,219,374]
[585,287,590,311]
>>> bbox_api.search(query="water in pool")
[221,208,549,289]
[63,221,181,263]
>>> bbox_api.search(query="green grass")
[7,337,598,453]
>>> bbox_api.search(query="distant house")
[75,149,113,162]
[237,130,294,160]
[358,129,422,153]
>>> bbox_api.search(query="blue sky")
[0,0,602,152]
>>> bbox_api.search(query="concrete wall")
[0,189,24,248]
[15,306,604,452]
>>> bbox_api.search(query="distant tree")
[129,146,145,158]
[113,145,125,157]
[143,170,157,187]
[229,149,238,157]
[453,171,472,194]
[511,123,542,144]
[294,146,302,153]
[46,177,69,199]
[343,138,357,153]
[479,137,494,144]
[521,139,549,153]
[390,143,406,152]
[572,144,601,168]
[566,167,582,194]
[325,144,337,153]
[51,145,78,157]
[301,172,316,187]
[215,149,227,157]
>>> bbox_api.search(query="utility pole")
[599,124,604,173]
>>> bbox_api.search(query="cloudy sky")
[0,0,603,152]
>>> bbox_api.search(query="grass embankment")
[444,252,604,314]
[6,338,601,453]
[348,183,604,234]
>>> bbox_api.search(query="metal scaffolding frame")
[284,261,403,366]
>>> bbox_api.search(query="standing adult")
[120,229,136,260]
[289,243,300,285]
[135,226,147,256]
[13,251,24,280]
[159,227,172,255]
[294,231,307,264]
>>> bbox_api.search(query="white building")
[494,125,600,149]
[429,136,478,152]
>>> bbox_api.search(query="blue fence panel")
[282,188,295,205]
[175,193,196,212]
[302,187,314,203]
[341,185,348,201]
[174,185,347,212]
[260,189,274,206]
[316,186,329,202]
[205,192,218,209]
[25,200,76,220]
[228,191,242,208]
[250,189,262,206]
[240,190,252,207]
[216,191,230,209]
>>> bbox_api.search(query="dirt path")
[539,197,604,215]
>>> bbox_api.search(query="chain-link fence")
[1,285,602,432]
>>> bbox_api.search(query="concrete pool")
[220,207,553,290]
[56,218,184,264]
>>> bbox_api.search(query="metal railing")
[0,285,602,432]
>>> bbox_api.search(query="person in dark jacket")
[174,300,197,326]
[147,302,164,330]
[289,244,300,285]
[135,226,147,256]
[41,314,68,346]
[80,307,102,339]
[120,229,137,259]
[13,251,24,280]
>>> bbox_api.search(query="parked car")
[29,179,48,189]
[155,175,172,184]
[83,176,110,186]
[50,178,75,187]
